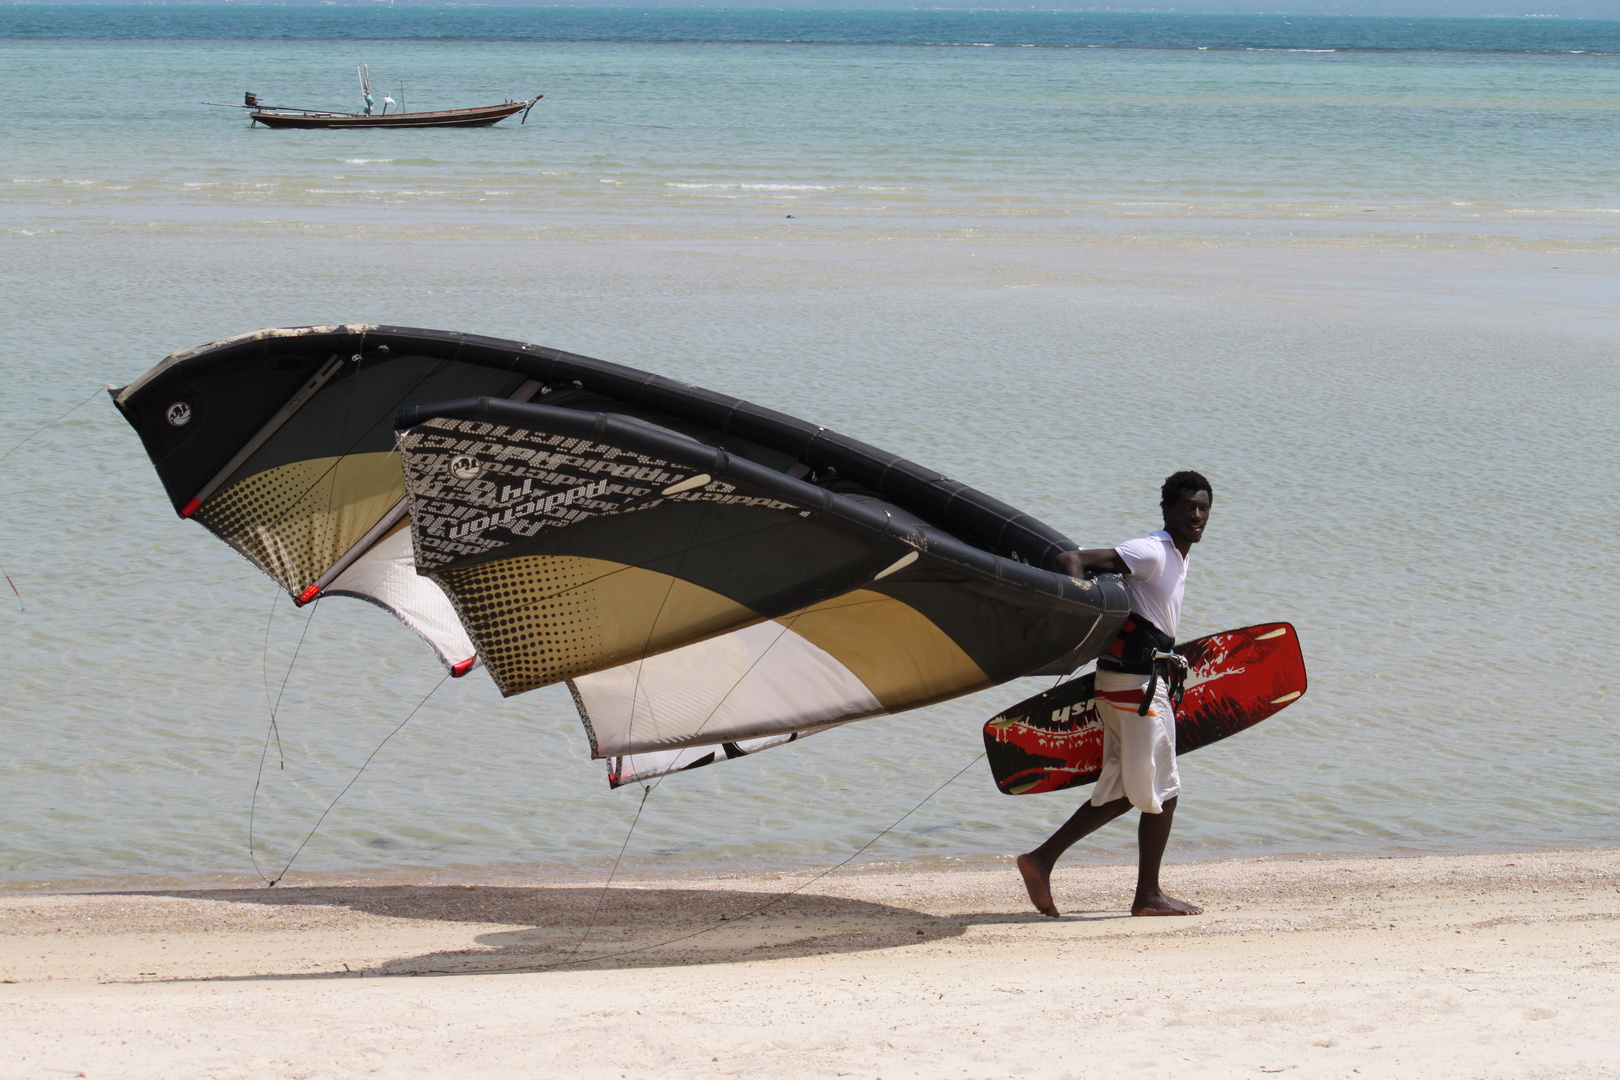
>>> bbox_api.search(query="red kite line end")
[294,585,321,607]
[179,497,202,519]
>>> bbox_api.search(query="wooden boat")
[249,97,540,130]
[209,68,540,130]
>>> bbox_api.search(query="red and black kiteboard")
[983,622,1307,796]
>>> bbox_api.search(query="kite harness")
[1096,612,1188,716]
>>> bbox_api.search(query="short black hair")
[1160,470,1212,512]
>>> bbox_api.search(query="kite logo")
[447,478,616,540]
[449,455,483,481]
[166,401,193,427]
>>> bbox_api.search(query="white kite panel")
[569,620,886,784]
[326,526,480,674]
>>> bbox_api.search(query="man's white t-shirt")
[1117,529,1188,639]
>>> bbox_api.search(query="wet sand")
[3,848,1617,1079]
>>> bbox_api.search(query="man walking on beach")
[1018,471,1212,918]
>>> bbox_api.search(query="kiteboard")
[983,622,1307,796]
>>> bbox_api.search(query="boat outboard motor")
[244,92,259,108]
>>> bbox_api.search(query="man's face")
[1165,490,1212,546]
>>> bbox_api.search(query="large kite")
[112,326,1129,786]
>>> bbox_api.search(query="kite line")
[263,670,452,887]
[414,748,987,977]
[0,385,105,469]
[248,592,322,884]
[559,497,719,960]
[0,385,107,609]
[553,516,979,967]
[559,783,653,965]
[249,345,389,885]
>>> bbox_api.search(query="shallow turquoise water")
[2,8,1617,885]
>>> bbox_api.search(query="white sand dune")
[4,848,1617,1079]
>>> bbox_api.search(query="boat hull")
[251,99,534,129]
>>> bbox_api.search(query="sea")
[2,6,1617,888]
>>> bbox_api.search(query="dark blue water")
[4,6,1619,53]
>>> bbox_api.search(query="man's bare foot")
[1017,853,1060,917]
[1131,890,1203,916]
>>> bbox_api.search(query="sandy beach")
[3,847,1617,1079]
[5,9,1619,1079]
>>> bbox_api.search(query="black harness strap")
[1097,612,1187,716]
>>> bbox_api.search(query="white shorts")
[1090,668,1180,814]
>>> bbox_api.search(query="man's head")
[1160,470,1212,549]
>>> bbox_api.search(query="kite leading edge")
[111,325,1130,786]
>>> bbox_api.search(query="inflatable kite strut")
[111,326,1129,786]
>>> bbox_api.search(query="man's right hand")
[1055,548,1129,578]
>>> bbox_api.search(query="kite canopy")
[112,325,1129,785]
